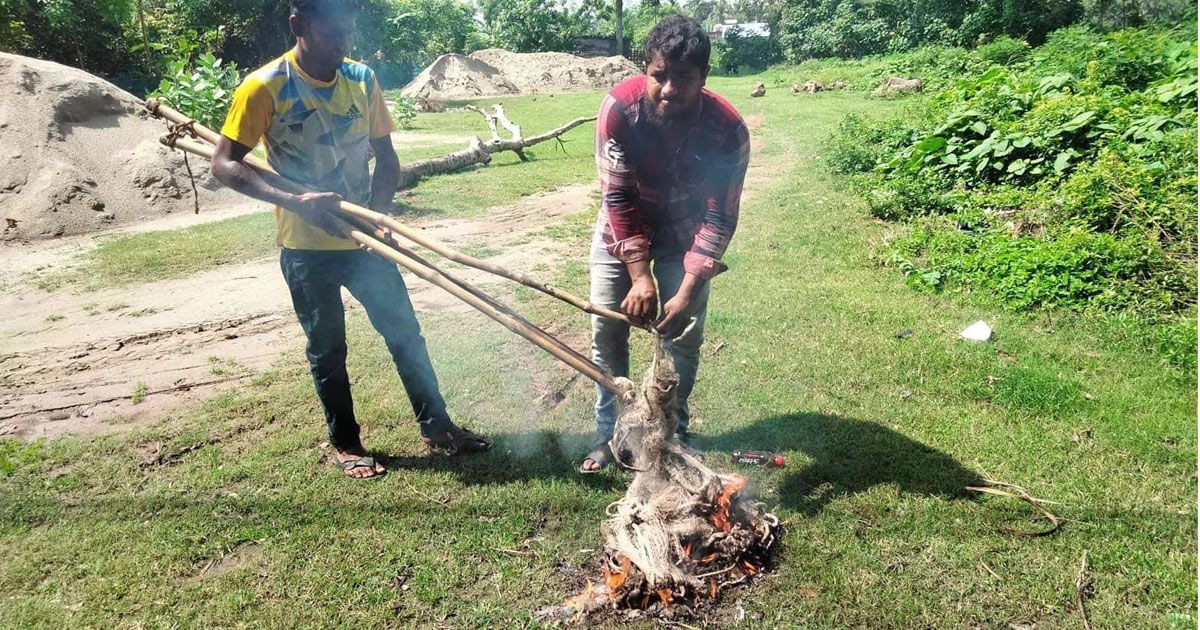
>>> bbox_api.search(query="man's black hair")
[644,15,710,69]
[291,0,360,18]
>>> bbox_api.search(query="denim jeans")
[279,248,452,450]
[589,235,709,442]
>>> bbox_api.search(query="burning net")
[552,341,780,620]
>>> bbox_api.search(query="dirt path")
[0,183,596,439]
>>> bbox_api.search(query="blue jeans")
[280,248,452,450]
[589,236,709,442]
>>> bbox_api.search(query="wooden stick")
[1075,550,1092,630]
[335,214,606,385]
[146,102,639,329]
[347,225,626,395]
[160,136,629,396]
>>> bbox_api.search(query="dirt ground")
[0,183,597,439]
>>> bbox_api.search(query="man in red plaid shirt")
[581,15,750,472]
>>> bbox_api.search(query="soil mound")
[0,52,236,242]
[469,48,640,94]
[399,53,520,101]
[400,49,641,101]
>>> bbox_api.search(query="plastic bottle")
[730,450,785,467]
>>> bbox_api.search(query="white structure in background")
[710,19,771,40]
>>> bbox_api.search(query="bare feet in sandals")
[335,446,386,479]
[579,443,613,474]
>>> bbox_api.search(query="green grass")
[389,91,601,218]
[0,76,1194,627]
[33,213,278,291]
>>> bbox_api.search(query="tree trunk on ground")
[395,105,595,189]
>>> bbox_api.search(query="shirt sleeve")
[367,75,394,140]
[219,75,273,149]
[595,94,649,263]
[683,121,750,279]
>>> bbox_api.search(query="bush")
[149,35,241,129]
[713,26,781,73]
[836,26,1196,317]
[974,35,1031,66]
[390,95,417,129]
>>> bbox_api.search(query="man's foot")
[579,443,613,474]
[335,447,386,479]
[420,423,491,454]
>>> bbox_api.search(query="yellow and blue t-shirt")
[221,49,394,250]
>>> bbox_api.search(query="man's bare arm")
[368,136,400,212]
[210,135,342,235]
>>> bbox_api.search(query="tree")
[477,0,580,52]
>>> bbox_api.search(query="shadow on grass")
[378,430,625,494]
[706,412,983,516]
[375,413,980,515]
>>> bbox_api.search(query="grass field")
[1,74,1195,627]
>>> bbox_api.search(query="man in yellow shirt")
[211,0,489,479]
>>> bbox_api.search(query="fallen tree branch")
[395,109,595,185]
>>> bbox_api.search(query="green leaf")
[970,121,988,135]
[1053,151,1073,173]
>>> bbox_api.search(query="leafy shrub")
[149,36,241,129]
[974,35,1031,66]
[825,111,916,171]
[390,95,418,129]
[833,26,1196,319]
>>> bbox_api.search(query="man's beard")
[642,95,695,130]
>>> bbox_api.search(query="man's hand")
[655,272,705,339]
[656,292,693,339]
[621,274,658,322]
[287,191,343,237]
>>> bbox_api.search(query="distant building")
[709,20,770,40]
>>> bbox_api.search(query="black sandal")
[420,424,491,454]
[578,442,613,474]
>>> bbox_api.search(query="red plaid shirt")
[594,75,750,279]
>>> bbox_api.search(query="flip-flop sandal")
[338,455,385,480]
[420,425,491,454]
[578,443,613,474]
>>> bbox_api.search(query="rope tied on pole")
[164,118,202,214]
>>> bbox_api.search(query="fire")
[708,579,718,599]
[604,555,632,594]
[682,541,693,559]
[710,476,747,532]
[657,588,673,605]
[742,560,759,577]
[701,552,719,564]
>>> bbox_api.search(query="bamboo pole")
[145,99,641,329]
[161,135,630,397]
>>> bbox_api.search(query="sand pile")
[469,48,640,94]
[400,49,641,101]
[399,53,520,102]
[0,52,237,242]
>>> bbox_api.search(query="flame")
[605,555,632,593]
[682,541,693,559]
[709,579,718,599]
[742,560,759,577]
[657,587,673,605]
[711,476,747,531]
[701,552,719,564]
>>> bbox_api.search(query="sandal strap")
[339,456,376,470]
